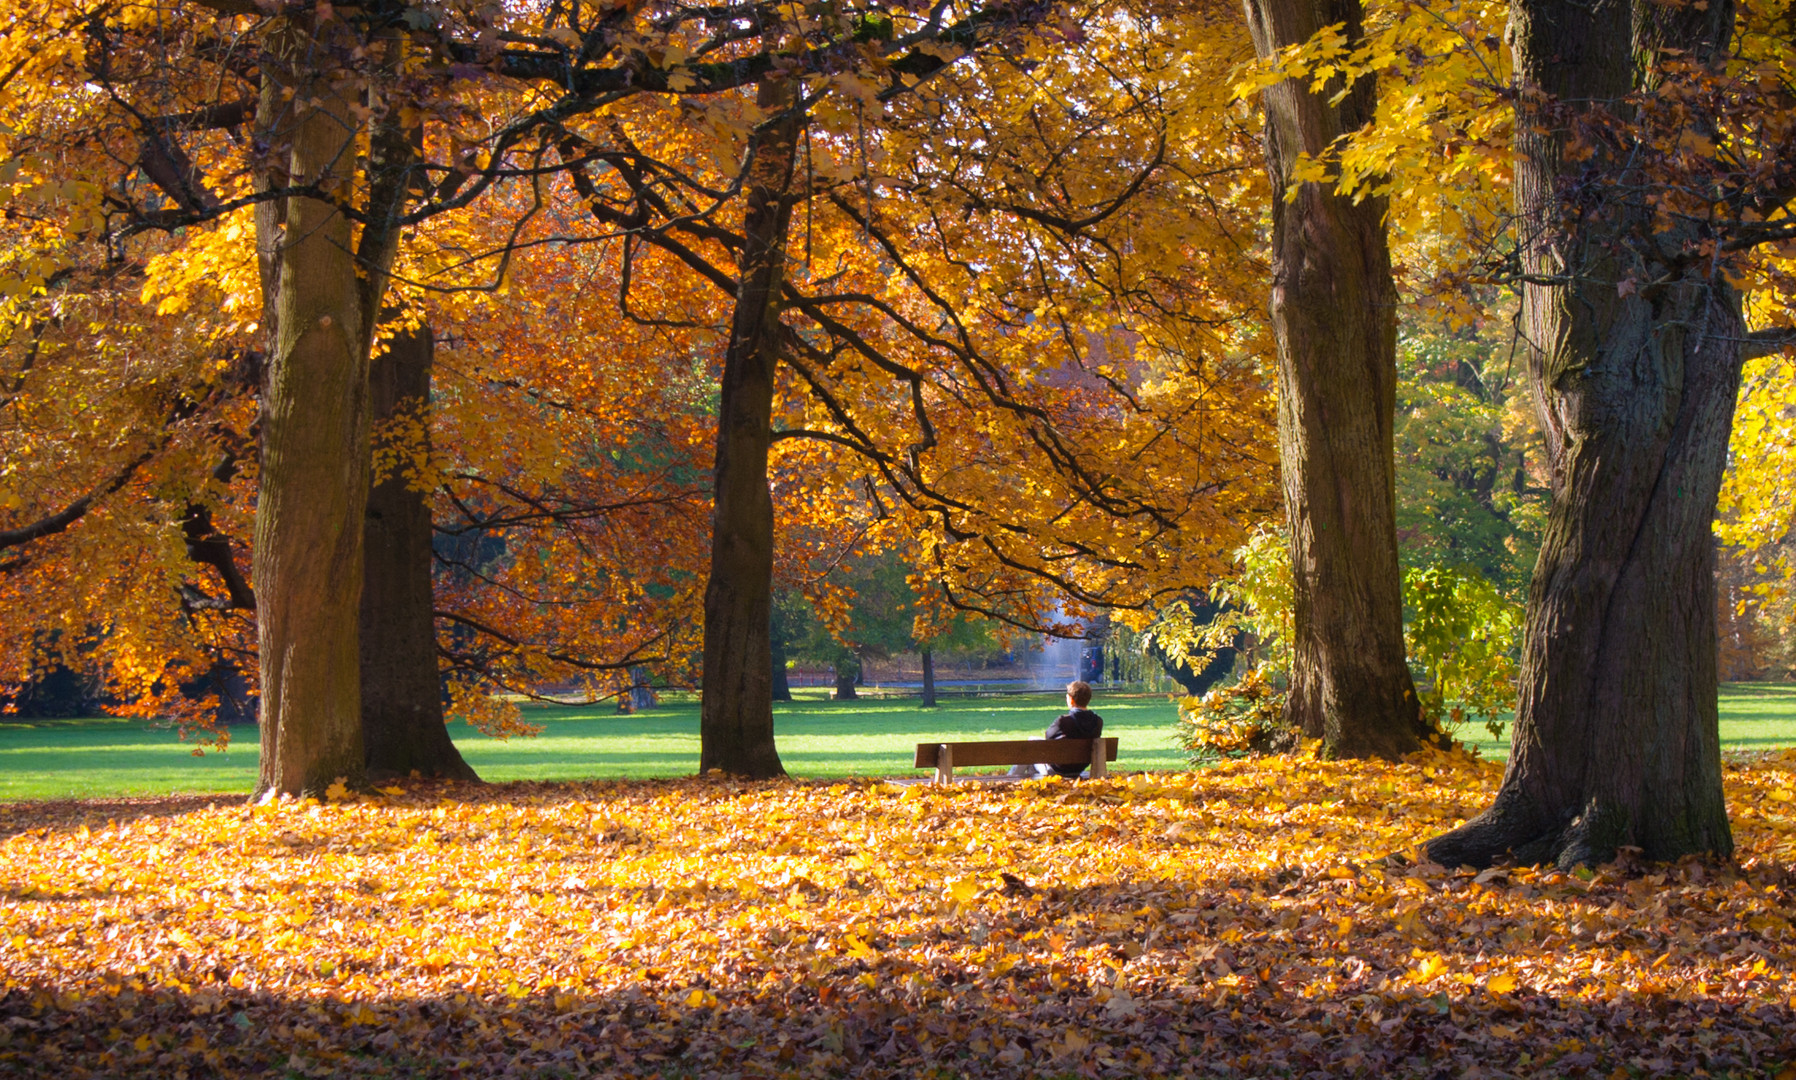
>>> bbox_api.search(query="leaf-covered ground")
[5,752,1796,1078]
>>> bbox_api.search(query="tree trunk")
[1426,0,1738,869]
[921,648,937,707]
[253,21,370,798]
[771,633,792,702]
[698,79,801,778]
[833,664,859,702]
[1241,0,1426,760]
[359,325,478,781]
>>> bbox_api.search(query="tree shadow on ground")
[3,963,1790,1079]
[0,794,225,842]
[6,855,1795,1079]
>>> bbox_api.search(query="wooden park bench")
[914,738,1117,785]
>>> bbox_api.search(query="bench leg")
[934,744,954,785]
[1089,738,1107,780]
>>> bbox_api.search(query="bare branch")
[1744,327,1796,359]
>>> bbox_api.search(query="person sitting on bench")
[1009,680,1104,779]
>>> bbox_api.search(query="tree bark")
[698,78,802,778]
[1426,0,1739,869]
[359,325,478,781]
[253,19,370,798]
[771,633,793,701]
[1241,0,1426,760]
[833,662,859,702]
[921,648,937,707]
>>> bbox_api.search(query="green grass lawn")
[4,683,1793,801]
[1455,681,1796,762]
[0,690,1189,801]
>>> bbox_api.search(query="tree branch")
[180,503,257,611]
[1744,327,1796,359]
[0,449,156,552]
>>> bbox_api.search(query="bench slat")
[913,738,1118,769]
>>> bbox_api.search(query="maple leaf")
[943,876,981,904]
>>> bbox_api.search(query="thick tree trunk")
[921,648,937,707]
[1426,0,1738,869]
[618,668,657,711]
[1241,0,1426,760]
[833,665,859,701]
[698,79,801,778]
[253,22,370,798]
[360,326,477,781]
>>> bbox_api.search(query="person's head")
[1066,680,1092,709]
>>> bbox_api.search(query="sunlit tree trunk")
[1427,0,1738,868]
[253,19,369,798]
[698,79,801,778]
[1241,0,1426,760]
[360,325,477,781]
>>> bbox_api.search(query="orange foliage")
[2,0,1283,734]
[4,754,1796,1074]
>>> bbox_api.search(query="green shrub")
[1403,563,1522,741]
[1165,527,1293,758]
[1170,527,1522,760]
[1175,665,1287,758]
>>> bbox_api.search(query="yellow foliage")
[1232,0,1512,311]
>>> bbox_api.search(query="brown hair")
[1066,680,1092,708]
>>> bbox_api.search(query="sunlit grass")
[3,683,1791,801]
[0,690,1187,800]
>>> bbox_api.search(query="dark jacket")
[1043,708,1103,778]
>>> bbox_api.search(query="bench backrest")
[913,738,1117,769]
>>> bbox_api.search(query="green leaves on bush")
[1172,527,1523,759]
[1403,563,1522,741]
